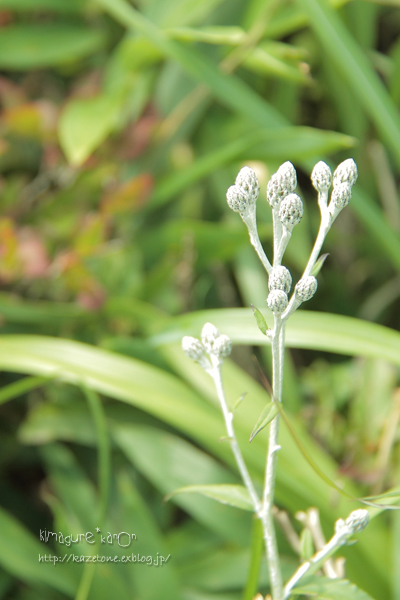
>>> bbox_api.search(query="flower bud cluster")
[269,266,292,294]
[267,289,288,314]
[329,158,358,215]
[311,161,332,193]
[279,193,303,229]
[182,323,232,368]
[335,509,369,538]
[295,276,318,302]
[267,162,297,208]
[226,166,259,214]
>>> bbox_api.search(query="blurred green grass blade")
[0,505,77,596]
[0,25,106,70]
[295,0,400,168]
[82,387,111,524]
[152,127,355,206]
[0,375,49,406]
[243,517,264,600]
[0,0,83,10]
[114,424,253,545]
[167,26,245,45]
[165,484,254,511]
[293,576,376,600]
[0,292,91,325]
[242,46,310,84]
[145,0,226,28]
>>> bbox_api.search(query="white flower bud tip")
[345,509,369,534]
[330,182,352,210]
[182,336,205,361]
[226,185,250,213]
[295,276,318,302]
[213,334,232,359]
[235,166,259,204]
[267,172,288,208]
[333,158,358,188]
[268,266,292,294]
[311,161,332,192]
[267,289,288,314]
[279,193,303,228]
[201,322,220,353]
[277,161,297,193]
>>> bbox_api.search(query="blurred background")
[0,0,400,598]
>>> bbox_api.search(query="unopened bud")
[268,266,292,294]
[279,193,303,229]
[333,158,358,188]
[295,276,318,302]
[201,322,220,353]
[277,161,297,193]
[226,185,250,213]
[235,166,259,204]
[311,161,332,192]
[330,182,352,210]
[267,172,288,208]
[267,289,288,314]
[212,334,232,359]
[182,336,205,361]
[345,509,369,534]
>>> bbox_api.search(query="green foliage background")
[0,0,399,598]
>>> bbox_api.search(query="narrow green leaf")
[299,528,314,561]
[292,576,376,600]
[249,402,279,442]
[311,253,329,277]
[165,484,254,512]
[251,304,269,336]
[0,0,83,11]
[0,25,105,70]
[0,375,49,406]
[243,517,264,600]
[167,26,245,45]
[233,392,247,412]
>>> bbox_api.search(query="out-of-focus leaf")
[59,93,124,166]
[165,484,254,511]
[0,25,106,70]
[299,527,314,561]
[251,304,268,336]
[249,402,278,442]
[167,26,245,45]
[145,0,226,28]
[292,576,376,599]
[0,375,49,406]
[0,0,83,11]
[243,46,310,84]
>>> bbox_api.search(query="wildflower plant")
[182,159,370,599]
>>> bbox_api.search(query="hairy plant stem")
[260,318,284,600]
[211,363,261,513]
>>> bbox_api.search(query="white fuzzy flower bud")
[226,185,250,213]
[182,336,205,361]
[267,172,288,208]
[212,334,232,359]
[267,289,288,313]
[235,166,259,204]
[333,158,358,188]
[295,276,318,302]
[330,182,352,209]
[277,161,297,193]
[279,193,303,229]
[345,509,369,534]
[201,322,220,353]
[311,161,332,192]
[268,266,292,294]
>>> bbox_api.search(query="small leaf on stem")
[251,304,268,335]
[233,392,247,413]
[164,483,254,511]
[311,253,329,277]
[250,401,279,442]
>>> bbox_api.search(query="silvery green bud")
[311,161,332,192]
[267,289,288,313]
[333,158,358,188]
[201,322,220,353]
[268,266,292,294]
[295,276,318,302]
[212,334,232,359]
[226,185,250,213]
[279,193,303,229]
[182,336,205,361]
[235,166,259,204]
[331,182,352,209]
[267,172,288,208]
[345,509,369,534]
[277,161,297,193]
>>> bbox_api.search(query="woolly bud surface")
[331,182,351,209]
[311,161,332,192]
[201,322,220,353]
[333,158,358,188]
[226,185,249,213]
[295,276,318,302]
[277,161,297,193]
[279,193,303,228]
[213,334,232,359]
[267,173,288,208]
[267,289,288,313]
[182,336,205,361]
[345,509,369,534]
[235,166,259,204]
[268,266,292,294]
